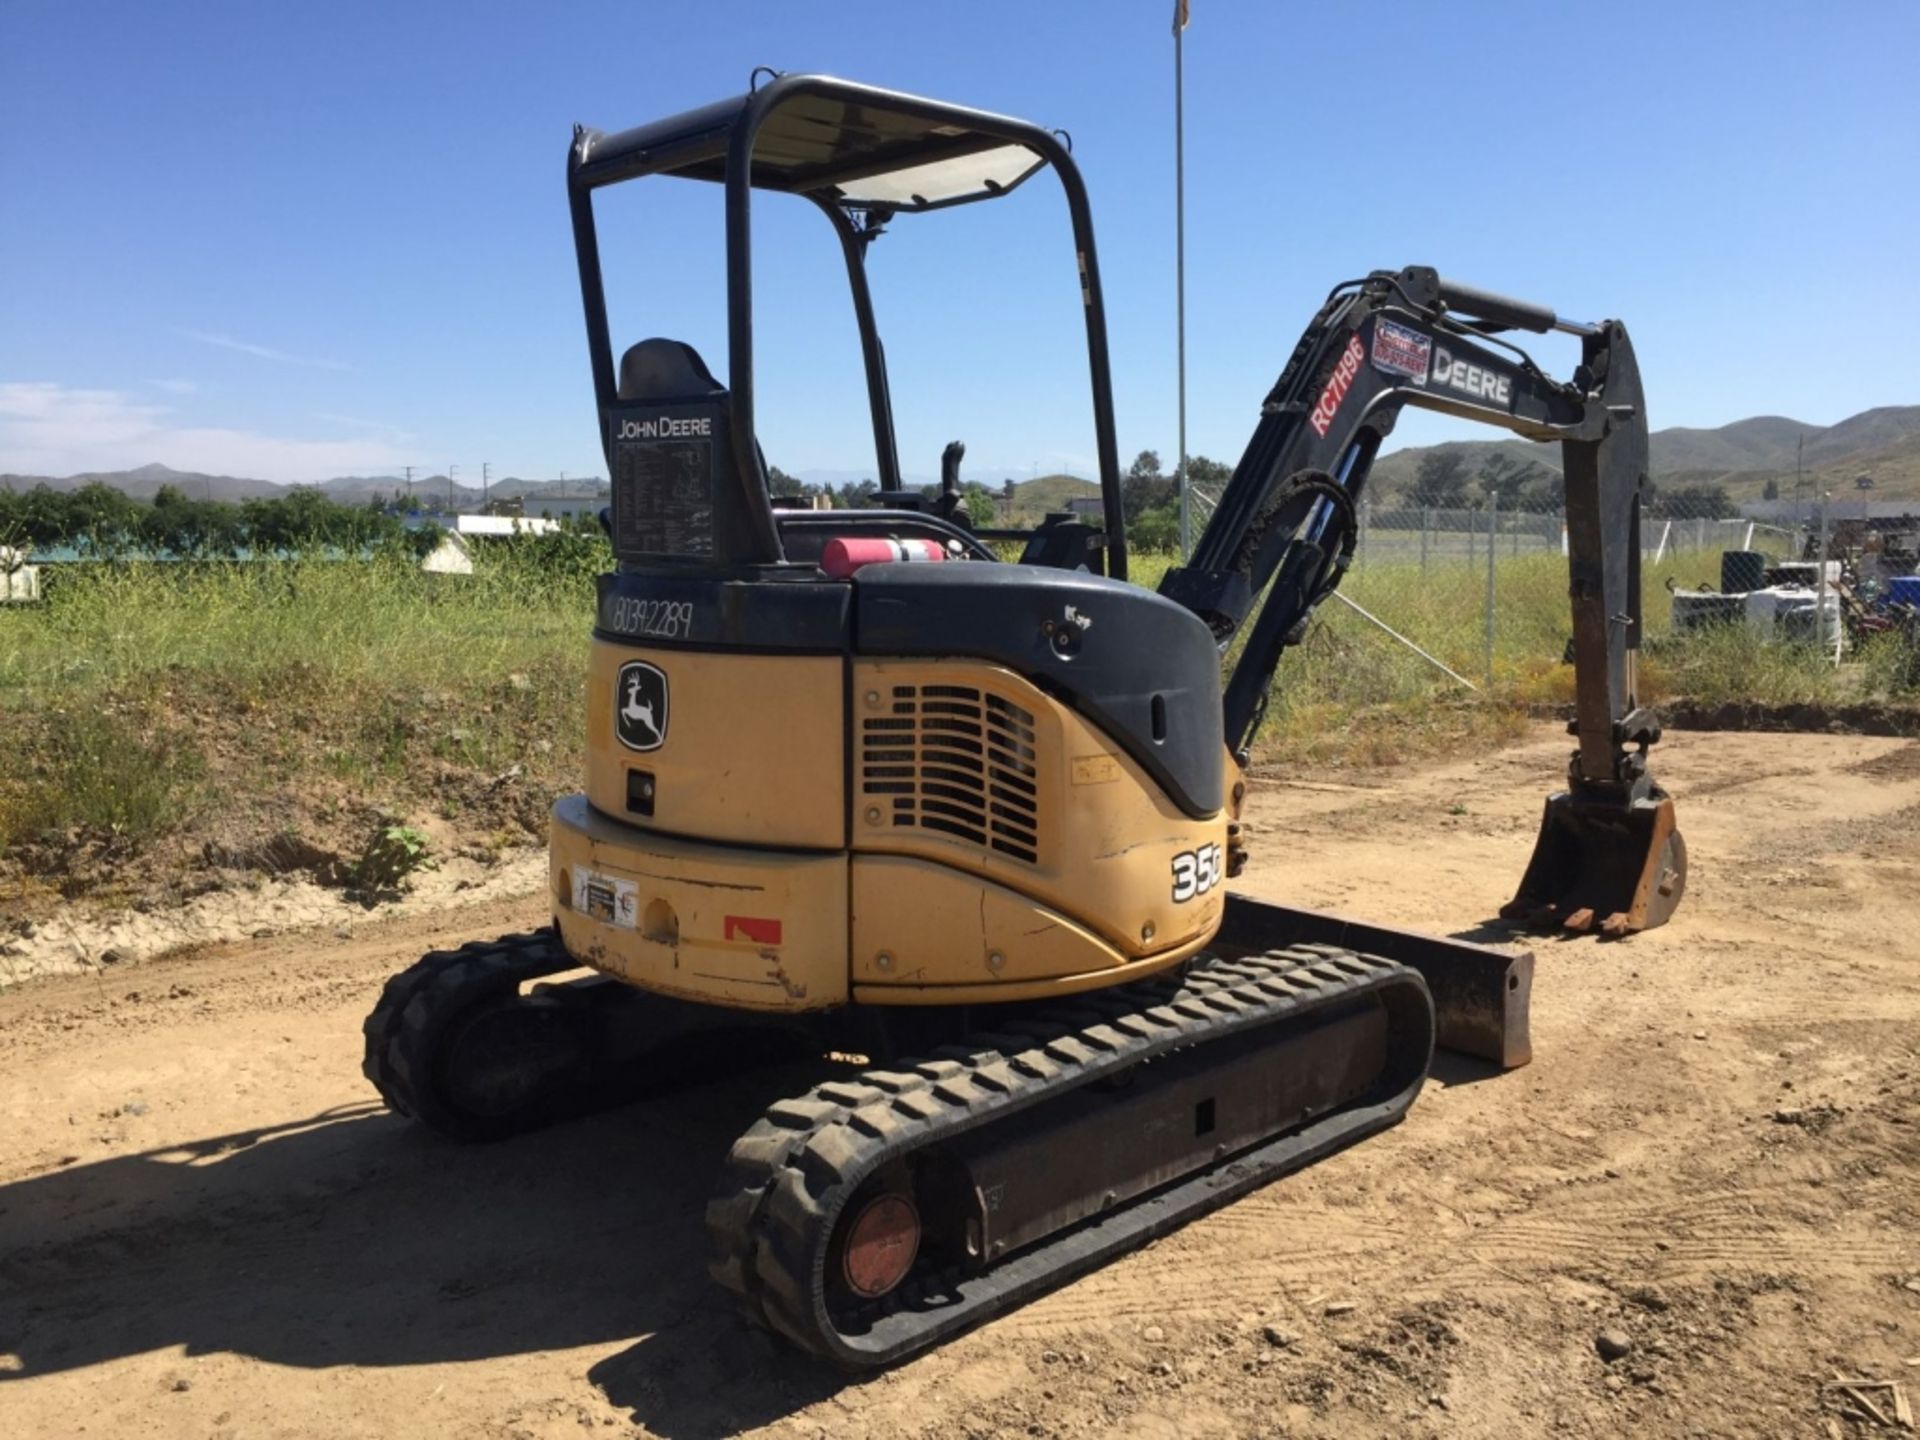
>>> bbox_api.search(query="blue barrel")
[1720,549,1767,594]
[1885,576,1920,609]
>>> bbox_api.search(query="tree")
[65,482,142,555]
[1477,452,1550,509]
[1762,477,1780,501]
[1649,482,1736,520]
[1121,449,1174,524]
[1411,449,1471,509]
[960,482,997,528]
[1182,455,1232,493]
[766,465,804,498]
[140,494,239,557]
[1130,506,1180,554]
[15,485,77,548]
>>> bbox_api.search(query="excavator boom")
[1161,265,1685,933]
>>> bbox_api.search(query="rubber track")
[361,928,574,1139]
[705,943,1432,1368]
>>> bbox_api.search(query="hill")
[997,472,1101,526]
[11,407,1917,515]
[0,462,289,502]
[1369,404,1920,505]
[0,463,606,511]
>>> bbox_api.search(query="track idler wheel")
[1502,789,1687,936]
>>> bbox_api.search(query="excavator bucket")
[1502,789,1687,936]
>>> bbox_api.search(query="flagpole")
[1174,5,1190,557]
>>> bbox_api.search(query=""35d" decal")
[1170,843,1223,903]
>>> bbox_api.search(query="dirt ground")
[3,723,1917,1439]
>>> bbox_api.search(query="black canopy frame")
[567,72,1128,577]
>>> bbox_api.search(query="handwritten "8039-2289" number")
[608,596,695,640]
[1170,843,1223,903]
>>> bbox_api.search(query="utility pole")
[482,461,490,509]
[1173,0,1191,558]
[448,463,458,514]
[404,465,414,507]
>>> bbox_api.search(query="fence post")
[1484,494,1498,689]
[1468,507,1477,568]
[1420,507,1430,570]
[1360,495,1371,559]
[1816,491,1832,659]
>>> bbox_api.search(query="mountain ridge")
[7,406,1917,506]
[1365,403,1920,502]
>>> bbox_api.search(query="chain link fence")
[1217,487,1899,744]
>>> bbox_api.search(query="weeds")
[2,537,1914,882]
[352,824,437,895]
[0,550,590,877]
[0,707,203,851]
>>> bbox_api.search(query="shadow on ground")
[0,1058,845,1439]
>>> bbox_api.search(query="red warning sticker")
[724,915,783,945]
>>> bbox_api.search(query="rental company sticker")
[1371,319,1432,381]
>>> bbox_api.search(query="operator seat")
[616,337,722,405]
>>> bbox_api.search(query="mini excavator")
[364,74,1686,1367]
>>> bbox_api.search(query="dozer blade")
[1502,790,1687,937]
[1213,894,1532,1069]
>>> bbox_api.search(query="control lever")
[935,440,967,524]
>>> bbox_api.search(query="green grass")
[1,549,590,700]
[4,531,1915,885]
[0,707,205,847]
[1136,534,1918,764]
[0,546,599,860]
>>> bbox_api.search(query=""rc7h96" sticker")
[1170,843,1223,903]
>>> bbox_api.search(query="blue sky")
[2,1,1915,485]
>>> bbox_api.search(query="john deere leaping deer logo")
[615,660,669,752]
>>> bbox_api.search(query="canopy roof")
[571,80,1052,212]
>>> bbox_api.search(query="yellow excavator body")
[552,639,1232,1012]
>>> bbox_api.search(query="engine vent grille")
[861,684,1041,864]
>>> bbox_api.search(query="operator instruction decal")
[615,659,670,752]
[573,869,638,927]
[1309,334,1366,437]
[1370,319,1432,381]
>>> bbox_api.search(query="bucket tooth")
[1503,789,1687,937]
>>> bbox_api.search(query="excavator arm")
[1162,265,1686,934]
